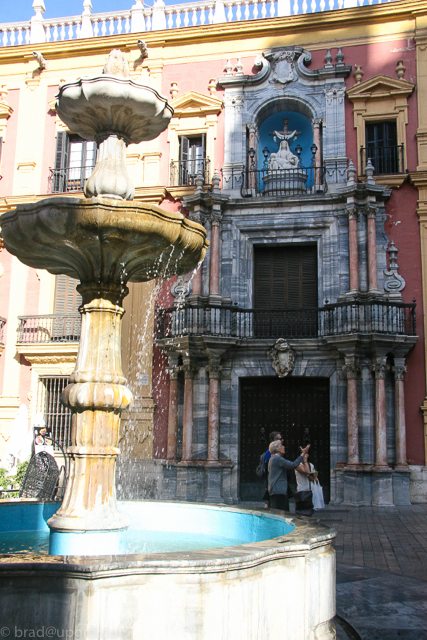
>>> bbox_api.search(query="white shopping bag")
[312,481,325,510]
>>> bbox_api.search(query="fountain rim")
[0,500,335,574]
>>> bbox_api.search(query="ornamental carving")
[267,50,297,85]
[268,339,296,378]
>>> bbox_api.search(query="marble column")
[393,362,408,468]
[166,366,180,460]
[209,212,221,297]
[207,362,221,461]
[312,118,322,186]
[366,205,379,292]
[347,206,359,292]
[372,358,389,467]
[189,213,204,296]
[344,361,360,465]
[182,365,194,462]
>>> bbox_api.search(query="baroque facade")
[0,0,426,506]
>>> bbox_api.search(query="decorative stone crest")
[384,241,405,294]
[268,339,296,378]
[267,50,297,85]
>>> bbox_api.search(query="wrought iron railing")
[360,144,404,175]
[156,300,416,340]
[240,164,326,197]
[0,316,6,344]
[48,165,95,194]
[17,315,81,344]
[170,158,211,187]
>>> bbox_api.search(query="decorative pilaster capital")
[247,123,258,134]
[206,363,222,378]
[392,365,407,380]
[372,360,388,379]
[312,118,322,129]
[167,366,181,380]
[346,205,358,220]
[189,212,206,226]
[366,204,378,219]
[211,212,222,227]
[224,93,244,110]
[343,362,361,379]
[183,363,195,378]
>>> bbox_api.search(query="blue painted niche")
[258,112,314,170]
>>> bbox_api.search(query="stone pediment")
[347,75,415,101]
[170,91,223,118]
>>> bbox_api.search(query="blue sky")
[1,0,183,24]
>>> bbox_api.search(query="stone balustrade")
[0,0,398,47]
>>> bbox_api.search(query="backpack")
[256,452,268,478]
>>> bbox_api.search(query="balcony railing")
[0,316,6,344]
[239,164,326,197]
[360,144,405,175]
[156,300,416,340]
[17,315,81,344]
[170,158,211,187]
[48,165,95,194]
[0,0,400,48]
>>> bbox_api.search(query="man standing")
[268,441,311,511]
[261,431,283,508]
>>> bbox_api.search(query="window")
[254,245,318,338]
[37,376,72,452]
[172,134,208,186]
[363,121,402,175]
[347,74,414,183]
[51,132,96,193]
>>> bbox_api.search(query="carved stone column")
[343,360,360,465]
[393,362,408,469]
[207,361,222,461]
[182,364,194,461]
[312,118,322,186]
[372,358,389,467]
[189,212,204,296]
[347,206,359,293]
[166,365,180,460]
[209,212,221,297]
[366,205,379,292]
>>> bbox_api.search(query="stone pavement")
[242,502,427,640]
[315,504,427,640]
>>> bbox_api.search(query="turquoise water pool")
[0,501,295,555]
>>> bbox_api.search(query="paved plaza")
[243,502,427,639]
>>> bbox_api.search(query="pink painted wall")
[0,89,20,198]
[0,248,13,394]
[41,85,58,195]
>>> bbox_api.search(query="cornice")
[16,344,78,360]
[0,0,422,64]
[0,102,13,119]
[170,91,223,117]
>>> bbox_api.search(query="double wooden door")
[240,376,330,502]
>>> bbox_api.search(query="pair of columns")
[166,361,221,462]
[348,204,379,293]
[344,358,407,468]
[192,212,221,297]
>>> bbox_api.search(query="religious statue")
[267,119,300,171]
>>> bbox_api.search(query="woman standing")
[268,440,310,511]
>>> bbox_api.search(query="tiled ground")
[242,502,427,639]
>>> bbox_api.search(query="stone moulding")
[0,505,336,640]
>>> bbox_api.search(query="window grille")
[37,377,72,452]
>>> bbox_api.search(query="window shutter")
[180,136,189,162]
[54,275,81,314]
[254,246,317,310]
[54,132,69,192]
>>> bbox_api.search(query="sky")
[0,0,183,24]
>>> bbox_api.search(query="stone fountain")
[1,49,208,554]
[0,50,336,639]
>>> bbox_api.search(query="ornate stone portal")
[0,51,208,549]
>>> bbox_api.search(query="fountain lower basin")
[0,501,336,640]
